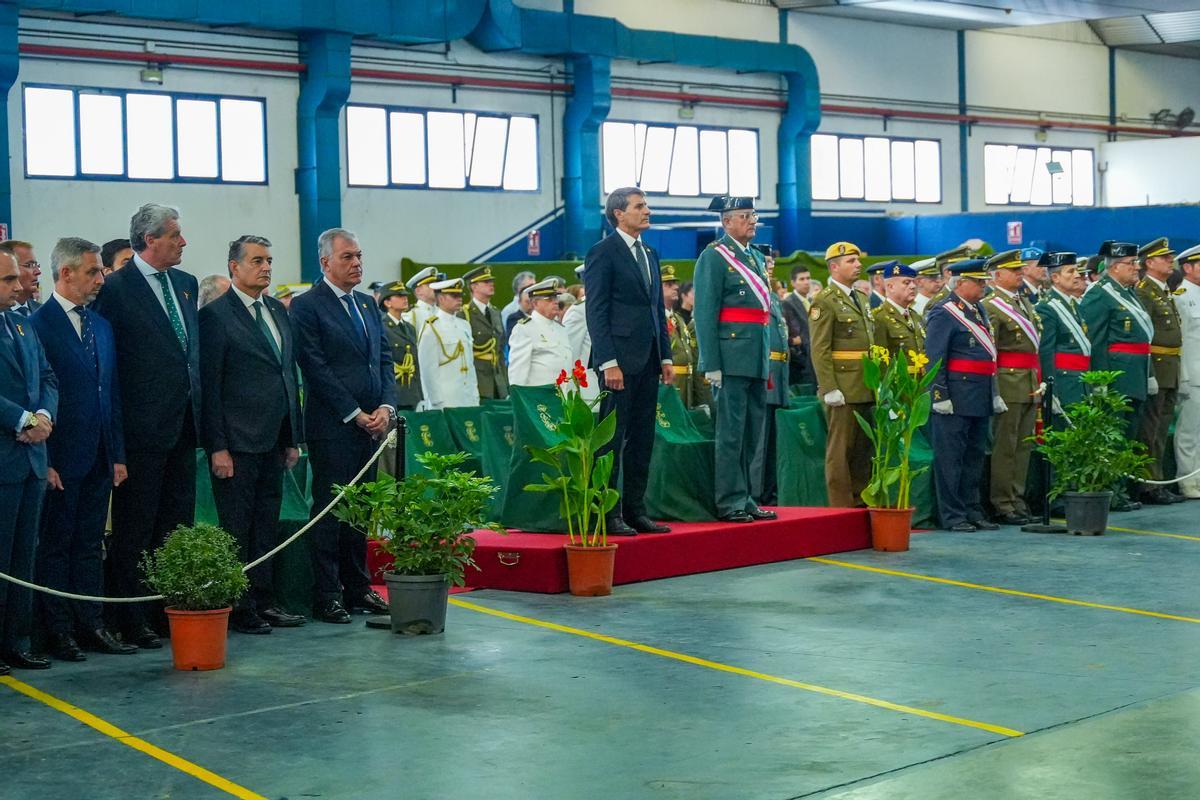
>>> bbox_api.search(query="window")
[600,121,760,197]
[983,144,1094,207]
[811,133,941,203]
[22,85,267,184]
[345,105,539,191]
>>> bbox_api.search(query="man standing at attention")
[200,235,306,634]
[692,196,777,523]
[460,265,508,400]
[379,281,422,412]
[418,277,479,409]
[781,265,814,390]
[93,204,199,650]
[1173,245,1200,498]
[809,242,873,507]
[508,278,573,387]
[403,266,439,339]
[1,240,42,317]
[871,261,925,362]
[290,228,396,623]
[1035,252,1091,412]
[585,187,674,535]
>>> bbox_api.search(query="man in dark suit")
[1,239,43,318]
[200,235,307,635]
[584,187,674,535]
[92,203,200,649]
[0,245,58,672]
[31,239,137,662]
[290,228,397,623]
[781,265,814,388]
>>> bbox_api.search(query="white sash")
[713,243,770,312]
[1045,295,1091,356]
[1100,281,1153,340]
[944,301,997,359]
[989,295,1040,348]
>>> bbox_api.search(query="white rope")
[0,430,396,603]
[1053,407,1200,486]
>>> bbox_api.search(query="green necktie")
[633,240,651,288]
[152,271,188,351]
[253,301,282,362]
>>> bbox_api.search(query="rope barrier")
[0,429,396,604]
[1055,407,1200,486]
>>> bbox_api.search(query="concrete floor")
[2,502,1199,799]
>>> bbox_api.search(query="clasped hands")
[356,406,393,437]
[16,412,52,445]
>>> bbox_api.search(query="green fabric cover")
[480,409,518,518]
[498,385,570,532]
[442,406,486,475]
[398,409,458,477]
[644,385,718,521]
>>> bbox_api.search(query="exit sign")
[1006,221,1023,245]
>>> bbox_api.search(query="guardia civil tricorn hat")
[707,196,756,213]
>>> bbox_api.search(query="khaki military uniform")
[809,281,874,507]
[871,300,925,364]
[983,287,1042,517]
[460,299,508,399]
[1136,276,1182,481]
[667,309,710,408]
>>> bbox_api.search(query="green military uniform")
[751,292,790,505]
[1079,244,1153,408]
[692,197,774,520]
[872,300,925,362]
[459,265,508,400]
[686,318,714,408]
[982,250,1043,520]
[662,263,709,409]
[1035,286,1090,407]
[1135,237,1183,488]
[809,241,874,508]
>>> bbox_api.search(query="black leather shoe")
[314,600,352,624]
[1140,490,1173,506]
[719,510,755,523]
[231,612,272,635]
[259,606,306,628]
[948,522,977,532]
[626,515,671,533]
[0,660,9,676]
[972,519,1001,531]
[1166,491,1187,504]
[605,518,638,536]
[994,512,1030,525]
[3,651,51,670]
[746,507,778,521]
[345,590,389,615]
[80,629,137,655]
[49,634,86,662]
[126,625,162,649]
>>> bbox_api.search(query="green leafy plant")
[141,524,249,611]
[1035,370,1153,497]
[333,451,502,587]
[856,346,940,509]
[524,361,620,546]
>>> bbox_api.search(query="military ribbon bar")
[713,244,771,312]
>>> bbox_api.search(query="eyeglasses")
[21,261,40,271]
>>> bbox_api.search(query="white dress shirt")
[133,253,185,336]
[50,291,84,339]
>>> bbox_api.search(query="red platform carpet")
[366,507,868,594]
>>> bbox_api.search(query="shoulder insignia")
[809,306,821,321]
[518,317,531,325]
[1175,287,1187,296]
[1137,279,1148,289]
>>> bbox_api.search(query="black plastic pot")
[383,573,450,635]
[1063,491,1112,536]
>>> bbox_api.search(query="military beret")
[1138,237,1174,261]
[462,265,496,284]
[946,258,990,280]
[824,241,865,261]
[985,249,1024,271]
[872,260,916,279]
[707,195,756,213]
[1098,241,1137,259]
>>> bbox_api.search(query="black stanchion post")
[396,414,407,483]
[1022,376,1068,534]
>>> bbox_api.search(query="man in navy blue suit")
[0,245,58,673]
[584,188,674,536]
[31,238,137,662]
[92,204,200,649]
[290,228,397,623]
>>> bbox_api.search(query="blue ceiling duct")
[470,0,820,254]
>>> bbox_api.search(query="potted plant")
[856,347,938,551]
[1035,370,1152,535]
[525,361,621,596]
[140,524,248,671]
[334,451,501,634]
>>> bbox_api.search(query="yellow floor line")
[1098,524,1200,543]
[809,557,1200,624]
[449,596,1023,738]
[1,676,267,800]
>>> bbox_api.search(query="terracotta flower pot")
[869,507,914,552]
[564,544,617,596]
[165,607,231,671]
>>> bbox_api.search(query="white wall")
[1115,50,1200,122]
[966,30,1108,117]
[575,0,778,42]
[1101,136,1200,207]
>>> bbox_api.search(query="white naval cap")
[430,277,464,293]
[524,278,560,299]
[405,266,439,292]
[574,264,585,277]
[1177,244,1200,265]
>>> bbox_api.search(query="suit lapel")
[611,233,650,300]
[126,266,183,349]
[0,314,21,373]
[49,300,95,374]
[265,296,292,364]
[225,292,278,362]
[317,281,369,358]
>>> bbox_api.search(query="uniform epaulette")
[1137,279,1148,289]
[1175,287,1187,295]
[518,317,530,325]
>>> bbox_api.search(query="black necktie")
[74,305,98,370]
[13,304,30,317]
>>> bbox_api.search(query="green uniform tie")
[152,271,188,351]
[253,300,282,362]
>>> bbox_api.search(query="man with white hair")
[198,274,231,309]
[502,270,537,329]
[92,203,199,650]
[290,228,397,623]
[417,277,479,409]
[509,279,573,387]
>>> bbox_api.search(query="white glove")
[1051,395,1064,415]
[1035,381,1047,397]
[1148,376,1159,396]
[823,389,846,407]
[993,396,1009,414]
[933,399,954,415]
[705,370,722,389]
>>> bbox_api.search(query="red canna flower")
[556,369,569,386]
[572,361,587,383]
[579,375,589,388]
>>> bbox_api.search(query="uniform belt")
[996,351,1039,371]
[769,351,788,362]
[1150,345,1182,356]
[1108,342,1151,355]
[947,358,997,376]
[1054,353,1090,371]
[831,350,867,361]
[718,308,769,324]
[673,365,691,375]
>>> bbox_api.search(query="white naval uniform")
[405,299,437,340]
[560,300,599,401]
[1174,279,1200,495]
[418,308,480,409]
[508,309,574,387]
[912,292,932,316]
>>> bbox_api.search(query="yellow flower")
[907,349,929,371]
[870,345,891,365]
